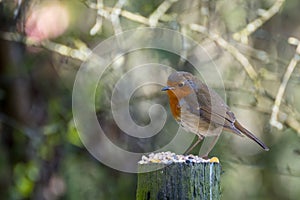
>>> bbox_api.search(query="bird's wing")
[184,80,243,136]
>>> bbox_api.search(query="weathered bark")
[137,162,221,200]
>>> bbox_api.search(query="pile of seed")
[138,151,210,165]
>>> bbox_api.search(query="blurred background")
[1,0,300,199]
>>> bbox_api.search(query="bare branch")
[0,31,92,61]
[86,1,151,25]
[149,0,178,27]
[270,37,300,129]
[118,8,150,25]
[90,0,104,35]
[200,0,209,27]
[237,103,300,135]
[110,0,126,34]
[233,0,285,44]
[189,24,259,88]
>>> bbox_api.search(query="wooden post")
[136,153,221,200]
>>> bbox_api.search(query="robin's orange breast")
[167,90,214,137]
[166,90,181,121]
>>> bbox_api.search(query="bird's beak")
[161,86,173,91]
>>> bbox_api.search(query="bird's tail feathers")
[234,120,269,151]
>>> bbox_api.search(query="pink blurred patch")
[25,2,69,42]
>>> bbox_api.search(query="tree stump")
[136,152,221,200]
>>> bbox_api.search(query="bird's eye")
[178,82,184,87]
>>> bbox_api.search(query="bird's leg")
[184,135,204,155]
[198,134,220,158]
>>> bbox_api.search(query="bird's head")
[161,71,197,99]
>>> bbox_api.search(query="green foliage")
[67,120,83,147]
[61,155,136,200]
[12,161,39,199]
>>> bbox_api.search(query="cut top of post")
[136,152,221,200]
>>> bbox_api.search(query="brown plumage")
[162,71,269,155]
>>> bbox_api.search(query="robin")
[162,71,269,156]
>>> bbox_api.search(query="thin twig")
[118,8,150,25]
[200,0,209,27]
[233,0,285,44]
[90,0,104,35]
[86,2,151,25]
[237,103,300,135]
[110,0,126,34]
[270,37,300,129]
[0,31,92,61]
[189,24,259,88]
[148,0,178,27]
